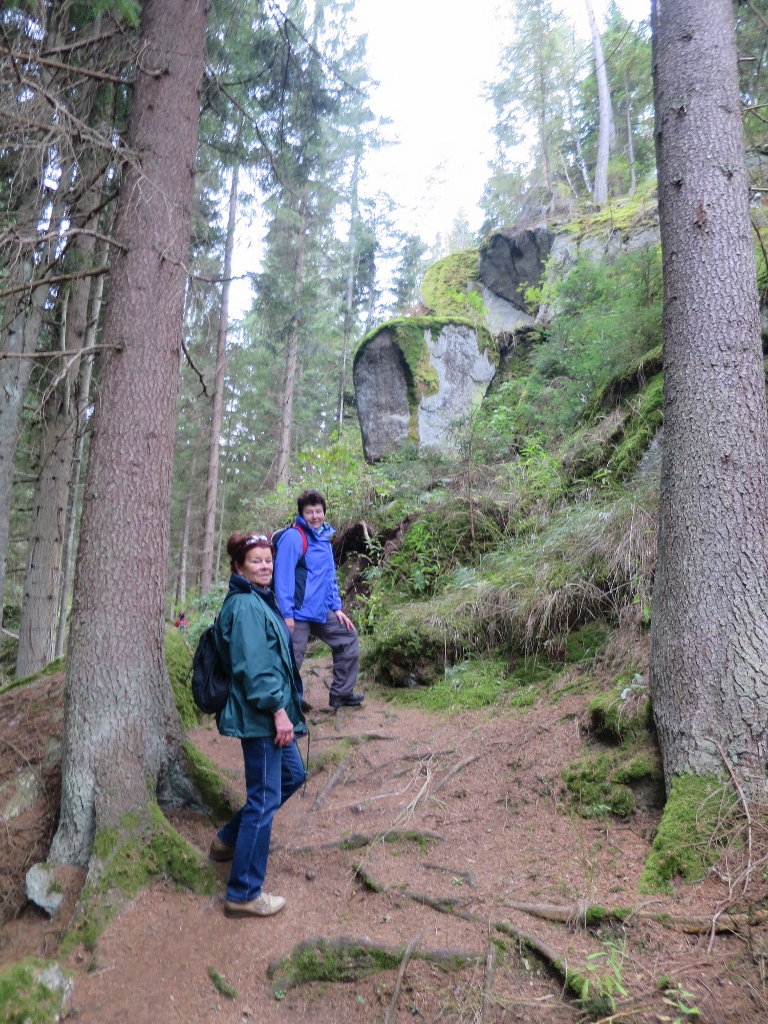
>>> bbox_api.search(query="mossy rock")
[61,802,221,954]
[422,249,482,318]
[0,959,72,1024]
[561,753,637,818]
[364,612,445,687]
[588,682,652,742]
[639,774,736,894]
[164,625,199,729]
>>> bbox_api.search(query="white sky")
[229,0,651,319]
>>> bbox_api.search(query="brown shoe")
[209,836,234,862]
[224,893,286,917]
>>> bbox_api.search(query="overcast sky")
[229,0,651,318]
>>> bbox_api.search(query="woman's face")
[237,545,273,588]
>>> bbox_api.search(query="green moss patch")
[61,802,221,954]
[422,249,482,318]
[608,372,664,479]
[183,740,239,823]
[0,959,72,1024]
[164,625,199,729]
[639,774,734,894]
[267,937,402,996]
[562,753,637,818]
[583,344,662,422]
[207,966,237,1000]
[588,680,652,742]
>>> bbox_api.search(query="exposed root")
[266,935,481,997]
[272,828,445,855]
[501,899,768,935]
[311,733,399,745]
[383,932,421,1024]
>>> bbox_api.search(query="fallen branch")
[383,932,421,1024]
[423,863,477,889]
[1,627,19,640]
[481,941,497,1023]
[266,935,481,997]
[352,747,455,783]
[311,759,351,812]
[311,733,399,744]
[431,754,481,796]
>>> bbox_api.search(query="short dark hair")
[297,489,326,515]
[226,531,271,573]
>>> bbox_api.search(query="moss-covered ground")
[61,802,222,954]
[0,959,71,1024]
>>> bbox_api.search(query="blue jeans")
[218,737,305,903]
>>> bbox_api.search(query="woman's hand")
[284,617,295,633]
[334,609,354,631]
[273,708,294,747]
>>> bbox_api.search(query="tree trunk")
[50,0,208,867]
[55,243,109,660]
[177,443,198,611]
[587,0,611,204]
[200,160,238,598]
[624,71,636,198]
[650,0,768,796]
[214,459,228,582]
[275,205,307,486]
[537,67,553,203]
[569,91,593,195]
[337,153,359,434]
[17,231,97,677]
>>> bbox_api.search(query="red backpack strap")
[293,523,308,556]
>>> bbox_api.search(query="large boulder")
[353,317,496,463]
[477,226,554,311]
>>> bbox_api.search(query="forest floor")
[0,653,765,1024]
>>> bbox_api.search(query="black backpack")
[191,620,230,715]
[271,524,309,611]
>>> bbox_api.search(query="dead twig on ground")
[714,739,753,895]
[383,932,421,1024]
[311,758,351,812]
[431,754,481,796]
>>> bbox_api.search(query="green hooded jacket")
[214,574,307,740]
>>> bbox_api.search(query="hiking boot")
[329,692,364,709]
[209,836,235,862]
[224,893,286,917]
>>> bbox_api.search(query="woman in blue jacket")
[210,532,306,917]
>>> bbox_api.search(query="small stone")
[26,863,63,916]
[242,1007,252,1017]
[33,963,73,1009]
[350,804,365,815]
[305,870,316,881]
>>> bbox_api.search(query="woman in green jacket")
[210,532,306,918]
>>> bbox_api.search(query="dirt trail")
[1,655,762,1022]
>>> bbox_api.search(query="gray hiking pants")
[292,611,359,700]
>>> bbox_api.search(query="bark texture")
[17,229,97,678]
[50,0,209,866]
[650,0,768,795]
[587,0,611,204]
[199,161,238,598]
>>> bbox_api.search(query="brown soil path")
[1,656,762,1022]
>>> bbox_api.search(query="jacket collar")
[228,573,253,594]
[295,514,335,540]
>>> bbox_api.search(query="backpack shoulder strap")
[292,524,308,557]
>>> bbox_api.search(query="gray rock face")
[0,766,43,820]
[418,324,496,451]
[481,287,532,335]
[354,322,496,463]
[478,226,555,311]
[26,862,63,916]
[353,329,411,463]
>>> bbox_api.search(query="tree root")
[501,900,768,935]
[423,863,477,889]
[351,748,455,783]
[353,870,590,1003]
[272,829,445,855]
[481,941,497,1023]
[311,733,399,745]
[266,935,482,997]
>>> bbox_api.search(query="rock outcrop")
[477,226,554,310]
[353,318,496,463]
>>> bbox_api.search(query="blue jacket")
[273,515,342,623]
[214,574,306,740]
